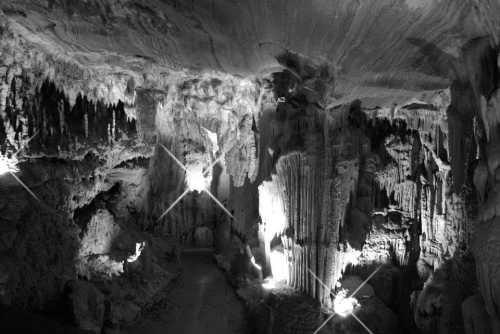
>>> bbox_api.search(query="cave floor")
[124,250,246,334]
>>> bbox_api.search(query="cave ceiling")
[4,2,500,333]
[2,0,499,108]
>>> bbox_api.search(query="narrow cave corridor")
[1,1,500,334]
[124,250,246,334]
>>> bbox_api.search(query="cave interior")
[1,1,500,334]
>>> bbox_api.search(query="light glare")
[333,290,359,317]
[185,167,207,192]
[0,154,19,175]
[250,255,262,271]
[261,278,277,290]
[258,181,287,241]
[270,250,288,282]
[127,241,146,263]
[309,267,379,334]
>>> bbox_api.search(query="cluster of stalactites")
[363,93,470,269]
[0,75,138,160]
[260,141,359,307]
[152,74,267,187]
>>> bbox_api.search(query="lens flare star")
[157,143,233,222]
[333,290,359,318]
[185,167,207,192]
[308,265,382,334]
[0,154,19,175]
[2,131,42,203]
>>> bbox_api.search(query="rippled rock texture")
[0,18,263,331]
[1,1,500,334]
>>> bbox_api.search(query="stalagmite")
[2,2,500,333]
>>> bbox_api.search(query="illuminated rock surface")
[1,1,500,333]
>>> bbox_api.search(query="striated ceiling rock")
[2,0,499,105]
[3,1,500,332]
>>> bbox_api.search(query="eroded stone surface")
[1,1,500,333]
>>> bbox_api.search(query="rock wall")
[255,62,477,331]
[466,39,500,333]
[255,67,366,306]
[137,74,265,245]
[0,18,266,327]
[0,77,151,309]
[3,4,500,333]
[0,20,160,329]
[251,34,500,334]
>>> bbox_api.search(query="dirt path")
[124,250,246,334]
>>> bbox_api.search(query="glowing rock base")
[0,154,19,175]
[185,167,207,192]
[333,290,359,317]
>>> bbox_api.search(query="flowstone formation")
[253,77,471,332]
[2,1,500,334]
[0,13,263,332]
[247,42,497,333]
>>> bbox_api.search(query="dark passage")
[124,251,246,334]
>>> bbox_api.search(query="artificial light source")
[0,132,45,203]
[157,143,234,222]
[333,290,359,317]
[261,278,277,290]
[269,250,288,282]
[185,167,207,192]
[309,266,380,334]
[258,180,287,241]
[127,241,146,263]
[250,256,262,271]
[0,153,41,202]
[0,154,19,175]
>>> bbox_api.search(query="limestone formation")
[1,1,500,333]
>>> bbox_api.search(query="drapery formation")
[259,107,363,306]
[259,93,471,309]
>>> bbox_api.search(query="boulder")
[76,209,124,280]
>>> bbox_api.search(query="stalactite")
[259,110,362,305]
[257,89,471,311]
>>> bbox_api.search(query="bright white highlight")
[0,154,19,175]
[1,131,43,203]
[250,256,262,271]
[269,250,288,282]
[261,277,288,290]
[333,290,359,317]
[258,180,287,241]
[0,154,42,203]
[246,245,262,271]
[258,180,289,285]
[156,142,234,222]
[127,241,146,263]
[202,127,219,155]
[308,266,381,334]
[185,166,207,192]
[262,278,277,290]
